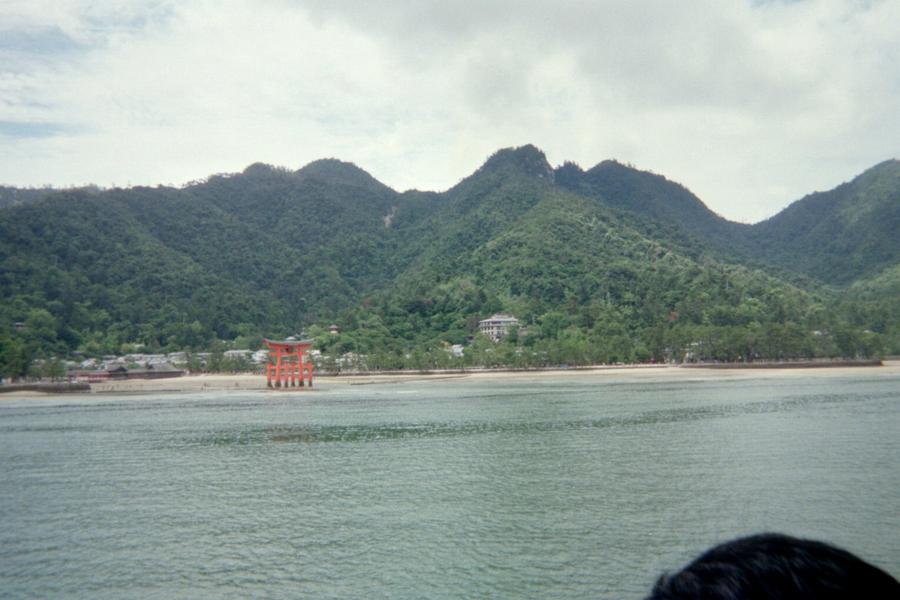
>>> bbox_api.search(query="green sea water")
[1,372,898,598]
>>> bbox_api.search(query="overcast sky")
[1,0,897,222]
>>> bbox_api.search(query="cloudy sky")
[1,0,897,222]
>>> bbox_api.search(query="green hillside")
[0,186,65,209]
[337,149,855,365]
[1,146,897,376]
[555,157,747,256]
[748,160,900,285]
[556,155,900,289]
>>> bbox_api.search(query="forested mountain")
[556,154,900,288]
[748,160,900,285]
[1,146,897,375]
[555,156,745,255]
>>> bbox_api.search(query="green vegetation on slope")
[749,160,900,285]
[1,146,897,377]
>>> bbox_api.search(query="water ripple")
[0,374,897,598]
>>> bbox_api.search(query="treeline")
[308,298,889,373]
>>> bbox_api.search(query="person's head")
[646,533,900,599]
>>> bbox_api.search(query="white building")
[166,351,187,365]
[478,313,519,342]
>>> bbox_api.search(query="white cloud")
[0,0,897,221]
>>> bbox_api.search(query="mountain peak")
[242,162,282,177]
[585,159,640,176]
[296,159,390,191]
[477,144,555,182]
[553,161,584,188]
[868,158,900,171]
[853,158,900,185]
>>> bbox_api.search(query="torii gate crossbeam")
[264,338,314,389]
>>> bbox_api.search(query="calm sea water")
[1,372,898,599]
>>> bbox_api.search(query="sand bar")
[1,360,897,400]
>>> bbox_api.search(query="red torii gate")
[264,337,314,388]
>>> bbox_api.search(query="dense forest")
[1,146,898,376]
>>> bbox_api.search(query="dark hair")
[646,533,900,600]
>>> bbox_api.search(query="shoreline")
[1,359,897,399]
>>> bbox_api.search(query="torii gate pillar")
[264,337,314,389]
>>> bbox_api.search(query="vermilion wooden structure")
[264,338,314,388]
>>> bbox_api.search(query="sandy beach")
[1,360,897,400]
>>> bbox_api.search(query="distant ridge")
[555,157,743,251]
[473,144,556,182]
[2,147,896,287]
[749,159,900,284]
